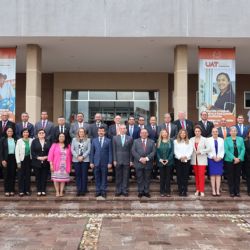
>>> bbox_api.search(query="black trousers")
[159,165,173,194]
[245,161,250,193]
[18,155,31,193]
[176,159,190,194]
[136,167,152,194]
[2,154,16,193]
[115,164,130,194]
[225,161,241,195]
[35,164,49,192]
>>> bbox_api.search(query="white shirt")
[174,140,193,160]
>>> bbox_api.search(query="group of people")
[0,110,250,199]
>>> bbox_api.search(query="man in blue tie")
[112,124,133,196]
[90,126,112,198]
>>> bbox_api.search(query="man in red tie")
[132,128,156,198]
[0,111,15,139]
[174,111,194,139]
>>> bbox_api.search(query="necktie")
[223,127,227,139]
[97,123,100,128]
[166,123,169,133]
[42,120,45,129]
[2,121,6,130]
[181,121,185,129]
[142,139,146,151]
[99,137,103,147]
[121,135,125,146]
[214,139,218,155]
[129,126,133,136]
[60,126,63,133]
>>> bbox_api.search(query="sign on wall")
[199,48,236,127]
[0,48,16,121]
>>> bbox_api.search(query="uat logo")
[205,61,219,67]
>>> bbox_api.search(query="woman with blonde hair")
[71,128,91,196]
[174,129,193,196]
[157,129,174,197]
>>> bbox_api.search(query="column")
[26,44,42,124]
[173,45,188,119]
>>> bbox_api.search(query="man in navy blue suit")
[15,112,34,139]
[235,115,249,138]
[126,116,140,140]
[90,126,112,198]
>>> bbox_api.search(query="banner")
[198,48,236,127]
[0,48,16,121]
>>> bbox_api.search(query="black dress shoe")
[235,193,240,197]
[123,193,129,197]
[179,192,183,197]
[81,192,86,196]
[25,192,31,196]
[230,193,234,197]
[138,193,143,198]
[76,192,81,197]
[144,193,151,198]
[115,192,122,197]
[183,192,187,197]
[95,193,101,197]
[248,192,250,197]
[102,193,107,198]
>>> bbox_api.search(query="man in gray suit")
[89,113,108,139]
[69,112,89,139]
[132,128,156,198]
[34,111,54,142]
[113,124,133,197]
[158,113,178,139]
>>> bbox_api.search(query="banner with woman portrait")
[198,48,236,127]
[0,48,16,121]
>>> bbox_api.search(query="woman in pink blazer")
[48,133,72,197]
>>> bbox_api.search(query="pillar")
[174,45,188,119]
[26,44,42,124]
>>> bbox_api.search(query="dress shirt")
[174,140,193,160]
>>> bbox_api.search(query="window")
[244,91,250,109]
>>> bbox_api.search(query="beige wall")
[53,72,168,123]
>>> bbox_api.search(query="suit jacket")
[0,120,16,138]
[224,136,245,162]
[88,122,108,139]
[189,136,210,165]
[158,123,178,139]
[31,138,51,168]
[112,135,133,165]
[34,120,54,142]
[15,138,33,164]
[174,119,194,139]
[0,137,16,162]
[244,139,250,162]
[217,126,230,139]
[197,120,214,138]
[108,124,119,138]
[126,125,140,140]
[15,122,34,139]
[235,124,249,138]
[52,123,71,142]
[71,137,91,162]
[69,122,89,139]
[146,125,159,143]
[90,137,112,166]
[131,138,156,169]
[207,137,225,159]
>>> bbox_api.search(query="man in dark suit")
[113,124,133,196]
[217,117,230,139]
[52,116,71,142]
[34,111,54,142]
[236,115,249,138]
[146,116,159,143]
[197,111,214,138]
[158,113,178,139]
[90,126,112,198]
[126,116,140,140]
[138,116,146,130]
[69,112,89,139]
[132,128,156,198]
[0,111,15,139]
[174,111,194,139]
[15,112,34,139]
[88,113,108,139]
[108,115,121,138]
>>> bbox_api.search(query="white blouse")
[174,140,193,160]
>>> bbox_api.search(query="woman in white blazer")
[207,127,225,196]
[15,128,33,196]
[190,125,210,197]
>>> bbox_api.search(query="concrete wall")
[2,0,250,37]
